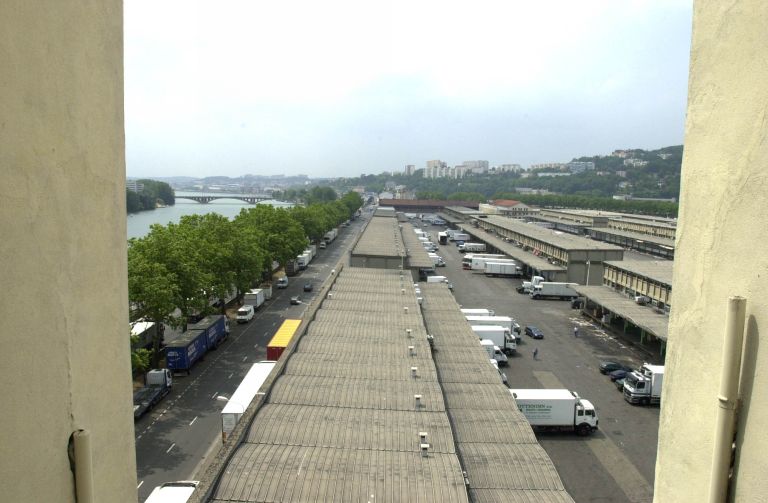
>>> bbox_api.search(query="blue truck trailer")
[188,315,230,350]
[164,329,209,375]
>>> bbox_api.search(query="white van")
[276,277,288,289]
[236,305,255,323]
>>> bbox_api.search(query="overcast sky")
[124,1,693,179]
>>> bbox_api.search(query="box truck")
[244,288,266,309]
[452,232,470,243]
[427,275,449,284]
[510,388,599,436]
[144,481,199,503]
[164,329,208,375]
[438,231,448,244]
[623,363,664,405]
[530,282,579,300]
[463,253,506,270]
[484,261,522,277]
[427,253,446,267]
[466,315,521,335]
[458,242,486,253]
[518,275,545,294]
[480,339,508,366]
[472,325,516,354]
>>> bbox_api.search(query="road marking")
[189,416,197,426]
[242,356,248,362]
[211,392,218,399]
[166,443,175,454]
[533,371,653,503]
[228,372,234,379]
[137,481,144,489]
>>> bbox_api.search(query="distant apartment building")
[404,164,416,176]
[623,158,649,167]
[658,153,673,160]
[495,163,522,173]
[616,170,628,178]
[530,162,566,171]
[424,159,448,178]
[537,172,571,177]
[126,180,144,193]
[566,161,595,173]
[457,160,489,174]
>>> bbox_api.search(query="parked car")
[599,361,632,374]
[525,326,544,339]
[303,282,313,292]
[614,378,627,391]
[290,295,301,305]
[276,277,288,289]
[609,369,631,381]
[516,285,527,294]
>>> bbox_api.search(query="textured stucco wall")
[0,2,136,501]
[655,2,768,502]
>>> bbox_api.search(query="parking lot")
[427,227,659,503]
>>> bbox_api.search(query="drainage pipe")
[708,296,746,503]
[73,429,94,503]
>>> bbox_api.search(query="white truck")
[510,389,599,436]
[623,363,664,405]
[470,256,513,271]
[458,242,486,253]
[466,315,521,336]
[519,275,545,294]
[480,339,508,366]
[243,288,266,309]
[460,308,495,317]
[463,253,506,270]
[427,253,446,267]
[472,325,516,354]
[530,282,579,300]
[452,232,470,242]
[221,360,277,441]
[296,252,311,270]
[323,228,338,244]
[484,261,522,277]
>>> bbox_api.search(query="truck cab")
[480,339,508,366]
[623,363,664,405]
[276,277,288,289]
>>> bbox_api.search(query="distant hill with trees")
[126,179,175,213]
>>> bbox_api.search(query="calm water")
[126,193,292,239]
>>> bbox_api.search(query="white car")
[236,305,255,323]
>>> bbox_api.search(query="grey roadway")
[429,227,660,503]
[135,215,367,502]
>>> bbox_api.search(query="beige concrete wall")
[655,2,768,502]
[0,2,136,501]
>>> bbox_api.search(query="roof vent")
[406,328,412,337]
[419,431,428,443]
[401,288,405,295]
[420,443,430,457]
[327,293,333,299]
[411,367,418,378]
[404,306,409,314]
[417,297,423,305]
[408,345,415,356]
[414,394,422,409]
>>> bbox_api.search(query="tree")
[234,205,307,267]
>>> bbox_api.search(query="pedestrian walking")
[573,326,579,337]
[533,347,539,360]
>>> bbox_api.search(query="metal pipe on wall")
[73,429,94,503]
[708,296,746,503]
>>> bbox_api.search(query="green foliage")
[234,205,308,266]
[126,179,175,213]
[131,344,152,374]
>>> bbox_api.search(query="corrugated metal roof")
[212,444,469,503]
[321,299,421,313]
[352,216,406,257]
[571,284,669,340]
[448,408,537,444]
[441,383,517,410]
[313,310,422,326]
[246,404,456,453]
[297,339,431,360]
[604,259,674,286]
[431,362,507,384]
[430,346,493,365]
[284,354,439,382]
[322,291,422,303]
[481,215,625,252]
[460,443,565,491]
[267,319,302,348]
[304,322,428,339]
[268,375,446,412]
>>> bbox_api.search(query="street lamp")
[585,260,591,285]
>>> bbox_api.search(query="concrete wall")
[655,2,768,501]
[0,2,136,501]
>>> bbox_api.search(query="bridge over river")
[176,193,274,204]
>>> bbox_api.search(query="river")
[127,192,293,239]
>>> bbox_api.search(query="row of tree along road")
[128,190,363,373]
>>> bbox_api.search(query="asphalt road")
[134,216,366,502]
[427,227,660,503]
